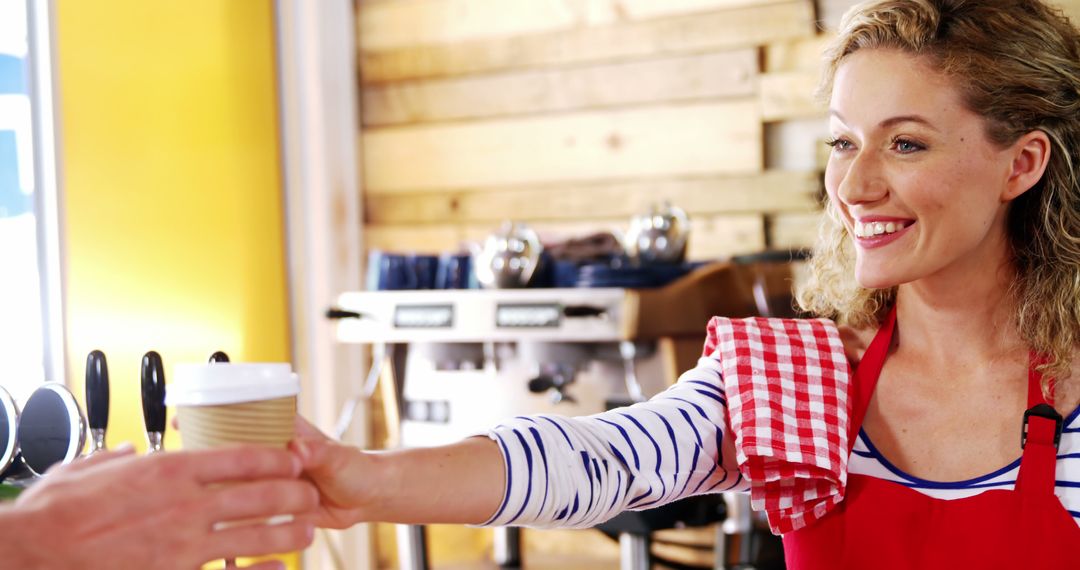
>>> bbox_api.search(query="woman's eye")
[893,138,925,153]
[826,138,853,152]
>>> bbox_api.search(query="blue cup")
[409,255,439,290]
[366,250,383,291]
[378,253,416,290]
[435,253,473,289]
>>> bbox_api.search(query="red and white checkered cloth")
[703,316,853,535]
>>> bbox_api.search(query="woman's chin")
[854,267,903,290]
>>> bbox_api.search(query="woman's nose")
[834,150,888,206]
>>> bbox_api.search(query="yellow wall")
[55,0,288,451]
[54,2,293,566]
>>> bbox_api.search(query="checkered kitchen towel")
[703,316,853,534]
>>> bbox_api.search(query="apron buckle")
[1021,403,1063,449]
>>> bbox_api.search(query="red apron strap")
[847,305,897,448]
[1016,355,1062,495]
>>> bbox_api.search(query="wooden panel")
[359,0,800,51]
[359,0,580,51]
[360,1,815,83]
[622,0,794,19]
[364,224,466,254]
[1057,0,1080,20]
[362,100,763,193]
[362,49,757,126]
[768,211,823,249]
[760,70,823,121]
[816,0,859,30]
[365,171,821,224]
[365,213,765,258]
[689,214,765,258]
[763,34,833,73]
[764,118,830,170]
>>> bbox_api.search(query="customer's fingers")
[181,446,302,484]
[208,480,319,523]
[65,443,137,472]
[205,519,315,562]
[242,561,287,570]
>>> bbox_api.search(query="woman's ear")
[1003,130,1052,202]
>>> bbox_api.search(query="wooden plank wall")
[358,0,829,262]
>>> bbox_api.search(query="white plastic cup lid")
[166,363,300,406]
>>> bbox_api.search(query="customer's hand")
[6,444,319,569]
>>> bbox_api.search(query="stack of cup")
[167,363,300,450]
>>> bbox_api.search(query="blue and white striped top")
[481,355,1080,529]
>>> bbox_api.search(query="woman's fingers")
[293,416,330,440]
[289,436,345,477]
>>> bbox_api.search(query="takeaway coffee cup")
[166,363,300,450]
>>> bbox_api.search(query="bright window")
[0,0,46,403]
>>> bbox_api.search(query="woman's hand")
[289,415,506,528]
[289,417,372,529]
[6,445,319,570]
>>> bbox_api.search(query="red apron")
[782,306,1078,569]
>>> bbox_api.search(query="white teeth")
[854,221,906,237]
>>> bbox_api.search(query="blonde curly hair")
[796,0,1080,398]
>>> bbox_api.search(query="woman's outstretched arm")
[291,423,506,528]
[292,353,741,530]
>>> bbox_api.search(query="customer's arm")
[0,445,318,570]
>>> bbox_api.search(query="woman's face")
[825,49,1017,289]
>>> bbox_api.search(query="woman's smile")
[852,218,916,249]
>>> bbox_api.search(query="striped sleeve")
[477,353,746,529]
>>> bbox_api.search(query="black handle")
[563,305,607,318]
[85,350,110,431]
[209,351,230,363]
[140,351,167,433]
[325,308,364,320]
[527,376,555,393]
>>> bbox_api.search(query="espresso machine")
[332,256,793,569]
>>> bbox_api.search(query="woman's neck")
[894,254,1022,370]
